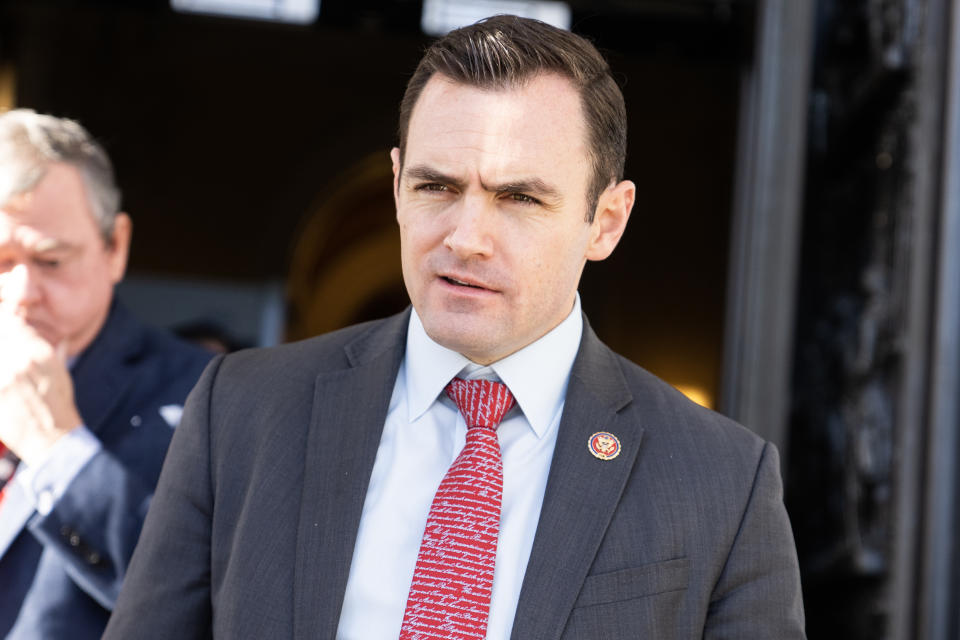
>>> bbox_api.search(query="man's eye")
[35,258,60,269]
[415,183,449,193]
[507,193,539,205]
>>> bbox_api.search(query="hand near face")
[0,314,82,466]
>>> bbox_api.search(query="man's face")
[0,163,130,356]
[393,73,633,364]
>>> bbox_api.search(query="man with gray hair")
[0,109,211,639]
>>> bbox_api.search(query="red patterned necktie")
[399,378,516,640]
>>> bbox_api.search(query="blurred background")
[0,0,958,638]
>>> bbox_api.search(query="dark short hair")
[397,15,627,221]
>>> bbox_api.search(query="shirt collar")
[404,294,584,438]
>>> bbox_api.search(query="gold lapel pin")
[588,431,621,460]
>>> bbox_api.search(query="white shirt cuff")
[14,426,102,516]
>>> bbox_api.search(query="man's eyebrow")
[403,165,562,201]
[32,238,77,254]
[482,178,562,202]
[403,165,467,191]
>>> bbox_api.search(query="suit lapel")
[293,311,409,640]
[71,301,143,435]
[511,321,643,640]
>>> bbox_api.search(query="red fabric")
[0,444,14,505]
[399,378,516,640]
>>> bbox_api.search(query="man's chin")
[424,322,505,365]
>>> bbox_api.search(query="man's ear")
[107,213,132,284]
[391,147,401,213]
[585,180,635,261]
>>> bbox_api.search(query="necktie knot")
[445,378,515,430]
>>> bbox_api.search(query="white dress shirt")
[336,296,584,639]
[13,426,100,516]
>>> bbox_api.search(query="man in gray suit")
[105,15,805,639]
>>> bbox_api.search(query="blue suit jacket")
[0,301,211,640]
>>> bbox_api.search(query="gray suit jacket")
[104,309,805,639]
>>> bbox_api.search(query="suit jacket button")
[86,551,102,565]
[69,533,81,547]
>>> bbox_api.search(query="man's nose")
[443,196,494,259]
[0,263,42,309]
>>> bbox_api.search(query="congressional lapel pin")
[588,431,621,461]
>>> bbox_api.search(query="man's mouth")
[441,276,486,289]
